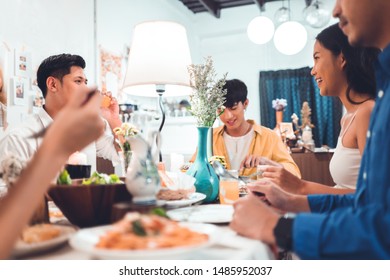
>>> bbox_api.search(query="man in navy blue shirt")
[230,0,390,259]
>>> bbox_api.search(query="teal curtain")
[259,67,342,148]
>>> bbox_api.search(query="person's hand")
[239,155,263,171]
[44,87,105,158]
[239,156,283,172]
[246,179,294,212]
[258,164,304,194]
[230,193,279,246]
[247,179,310,213]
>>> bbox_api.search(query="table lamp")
[122,20,192,162]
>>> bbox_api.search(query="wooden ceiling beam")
[199,0,221,18]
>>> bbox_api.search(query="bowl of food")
[48,171,132,228]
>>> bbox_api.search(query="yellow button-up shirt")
[191,120,301,177]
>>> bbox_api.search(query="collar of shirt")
[38,107,53,128]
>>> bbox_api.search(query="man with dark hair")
[0,53,121,172]
[192,79,300,177]
[36,54,86,99]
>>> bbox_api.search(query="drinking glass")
[219,170,239,204]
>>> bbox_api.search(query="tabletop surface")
[17,225,273,260]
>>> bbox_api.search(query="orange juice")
[219,180,239,204]
[101,95,111,108]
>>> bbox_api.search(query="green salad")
[56,170,123,185]
[82,171,123,185]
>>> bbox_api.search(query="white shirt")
[223,128,254,170]
[0,107,119,173]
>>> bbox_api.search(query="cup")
[65,164,91,179]
[219,170,239,205]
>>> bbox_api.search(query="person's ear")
[46,77,58,93]
[340,53,347,69]
[243,99,249,110]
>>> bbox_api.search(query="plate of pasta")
[69,213,219,259]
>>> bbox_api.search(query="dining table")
[19,225,273,260]
[15,202,274,260]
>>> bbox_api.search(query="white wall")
[0,0,95,127]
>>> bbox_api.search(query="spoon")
[212,160,247,185]
[212,161,265,197]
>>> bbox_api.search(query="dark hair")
[222,79,248,108]
[37,54,86,98]
[316,23,380,104]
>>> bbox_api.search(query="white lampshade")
[273,21,307,55]
[122,21,192,97]
[247,16,275,45]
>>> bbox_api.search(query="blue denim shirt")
[293,44,390,259]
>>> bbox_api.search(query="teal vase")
[187,126,219,203]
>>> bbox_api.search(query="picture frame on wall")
[31,85,44,108]
[11,76,29,106]
[14,50,32,78]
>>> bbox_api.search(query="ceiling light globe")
[274,7,291,25]
[303,1,331,28]
[273,21,307,55]
[247,16,275,44]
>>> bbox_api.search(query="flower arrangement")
[187,56,228,127]
[113,123,139,151]
[272,98,287,111]
[113,123,139,173]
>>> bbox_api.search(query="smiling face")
[219,99,248,134]
[333,0,390,49]
[311,41,346,97]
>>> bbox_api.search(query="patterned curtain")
[259,67,342,148]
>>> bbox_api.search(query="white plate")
[158,192,206,207]
[167,204,234,223]
[69,222,218,259]
[12,225,76,258]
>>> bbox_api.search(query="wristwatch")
[273,213,296,251]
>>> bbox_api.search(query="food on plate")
[96,212,208,250]
[56,170,122,185]
[208,155,227,169]
[81,171,122,185]
[156,189,191,200]
[21,224,61,243]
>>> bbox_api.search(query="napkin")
[165,171,196,193]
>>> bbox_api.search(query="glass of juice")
[219,170,239,204]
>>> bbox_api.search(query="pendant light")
[273,0,307,55]
[303,0,331,28]
[247,15,275,45]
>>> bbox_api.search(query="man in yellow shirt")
[192,79,300,178]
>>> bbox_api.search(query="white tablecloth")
[19,226,273,260]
